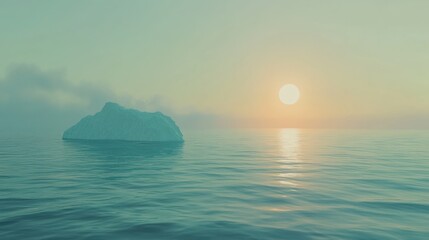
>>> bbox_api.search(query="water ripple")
[0,129,428,239]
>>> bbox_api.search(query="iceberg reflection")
[63,140,183,160]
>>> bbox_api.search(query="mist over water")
[0,129,428,239]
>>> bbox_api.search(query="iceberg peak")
[63,102,184,142]
[101,102,123,112]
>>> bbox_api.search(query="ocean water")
[0,129,428,240]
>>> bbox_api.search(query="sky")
[1,0,429,135]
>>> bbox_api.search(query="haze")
[1,1,428,136]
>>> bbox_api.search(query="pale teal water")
[0,129,428,239]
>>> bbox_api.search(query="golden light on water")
[279,128,300,162]
[276,128,302,187]
[260,128,303,212]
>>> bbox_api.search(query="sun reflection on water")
[279,128,300,162]
[277,128,302,187]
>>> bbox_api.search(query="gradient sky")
[1,1,429,134]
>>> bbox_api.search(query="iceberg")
[63,102,184,142]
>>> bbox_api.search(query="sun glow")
[279,84,300,105]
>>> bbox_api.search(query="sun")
[279,84,300,105]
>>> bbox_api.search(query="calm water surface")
[0,129,428,239]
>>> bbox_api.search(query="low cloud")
[0,64,225,136]
[1,64,112,109]
[0,64,113,136]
